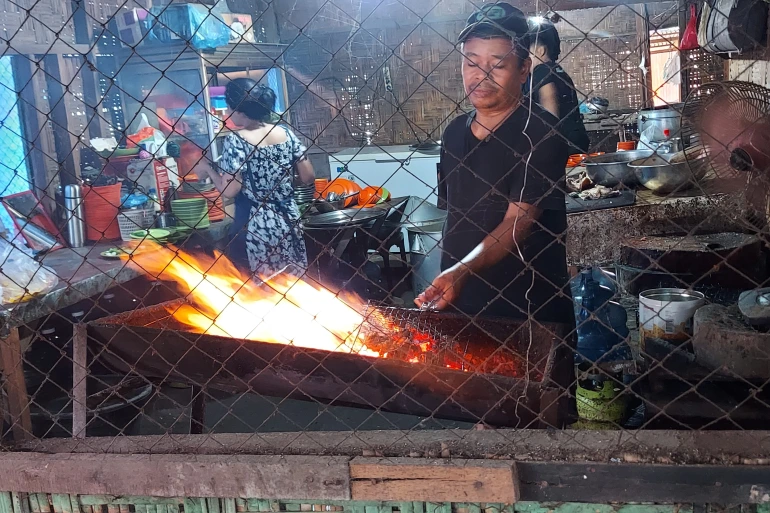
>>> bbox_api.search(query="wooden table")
[0,243,143,440]
[0,221,232,440]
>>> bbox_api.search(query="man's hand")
[414,265,469,310]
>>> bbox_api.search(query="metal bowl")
[582,150,652,186]
[629,154,708,193]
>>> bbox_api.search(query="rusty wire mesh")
[0,0,768,462]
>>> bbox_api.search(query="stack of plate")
[177,190,225,222]
[171,198,210,230]
[181,181,216,194]
[294,183,315,206]
[129,228,172,243]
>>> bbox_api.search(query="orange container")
[83,183,122,241]
[617,141,637,151]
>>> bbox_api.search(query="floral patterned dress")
[219,127,308,276]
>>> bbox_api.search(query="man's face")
[462,37,530,111]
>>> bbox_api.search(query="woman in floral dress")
[197,78,314,276]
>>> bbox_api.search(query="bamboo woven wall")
[283,4,653,150]
[0,0,76,49]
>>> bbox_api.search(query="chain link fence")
[0,0,769,467]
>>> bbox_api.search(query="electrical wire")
[512,8,540,427]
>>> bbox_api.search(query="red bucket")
[83,183,122,241]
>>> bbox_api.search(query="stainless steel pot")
[638,105,682,139]
[582,150,652,186]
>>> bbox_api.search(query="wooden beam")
[0,453,352,500]
[517,461,770,504]
[3,43,92,56]
[2,449,770,504]
[349,457,518,503]
[16,430,770,464]
[42,54,79,187]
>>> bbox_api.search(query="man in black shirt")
[415,2,572,324]
[526,18,590,154]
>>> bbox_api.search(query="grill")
[87,301,574,427]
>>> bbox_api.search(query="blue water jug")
[574,269,632,363]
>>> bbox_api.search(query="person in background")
[196,78,314,276]
[526,16,590,154]
[416,2,572,325]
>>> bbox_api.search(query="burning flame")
[123,242,529,379]
[124,241,380,356]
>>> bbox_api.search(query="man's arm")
[415,201,541,310]
[537,83,560,119]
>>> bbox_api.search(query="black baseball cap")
[458,2,530,43]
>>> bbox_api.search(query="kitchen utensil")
[582,150,652,186]
[325,178,362,206]
[303,207,386,228]
[638,105,683,142]
[63,184,85,248]
[314,197,347,213]
[629,153,708,193]
[616,141,637,151]
[155,212,177,228]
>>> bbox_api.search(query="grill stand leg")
[190,386,206,434]
[72,323,88,439]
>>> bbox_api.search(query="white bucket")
[639,288,705,346]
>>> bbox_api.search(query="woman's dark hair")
[225,78,276,123]
[528,18,561,61]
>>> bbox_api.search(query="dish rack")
[118,209,153,241]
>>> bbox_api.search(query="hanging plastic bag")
[128,113,168,156]
[663,53,682,85]
[0,238,58,304]
[639,125,665,150]
[147,2,230,50]
[681,4,700,51]
[128,113,156,147]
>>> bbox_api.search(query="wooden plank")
[517,462,770,504]
[0,327,32,440]
[349,457,518,503]
[72,323,87,439]
[28,494,40,513]
[12,493,29,513]
[0,453,351,500]
[0,494,13,513]
[17,430,770,466]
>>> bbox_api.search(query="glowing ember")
[123,242,530,378]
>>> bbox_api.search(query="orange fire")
[123,242,528,378]
[124,242,380,356]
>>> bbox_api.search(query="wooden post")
[190,385,206,434]
[0,327,32,440]
[72,323,88,439]
[636,3,653,109]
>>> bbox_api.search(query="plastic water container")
[575,270,632,363]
